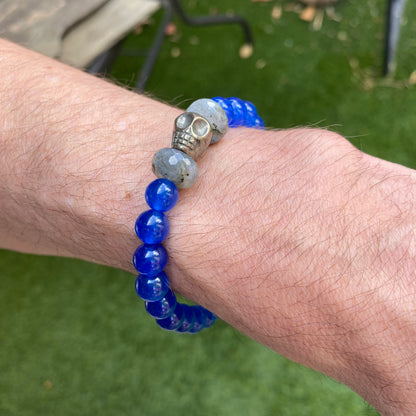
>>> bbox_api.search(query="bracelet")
[133,97,264,333]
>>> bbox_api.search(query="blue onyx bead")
[145,179,179,212]
[244,100,258,119]
[145,289,177,319]
[199,307,217,328]
[135,271,170,301]
[254,117,265,129]
[243,101,259,127]
[133,244,168,277]
[228,97,247,127]
[188,305,208,333]
[135,209,170,244]
[156,303,185,331]
[175,304,196,333]
[212,96,234,126]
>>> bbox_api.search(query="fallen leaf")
[239,44,253,59]
[337,31,348,41]
[43,380,53,390]
[271,5,282,21]
[165,23,177,36]
[189,35,200,45]
[300,5,316,21]
[256,59,267,69]
[170,47,181,58]
[312,9,324,30]
[409,70,416,85]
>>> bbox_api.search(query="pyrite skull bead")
[171,112,212,160]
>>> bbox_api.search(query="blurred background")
[1,0,416,414]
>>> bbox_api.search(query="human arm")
[0,39,415,415]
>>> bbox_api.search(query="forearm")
[0,38,181,266]
[1,39,415,415]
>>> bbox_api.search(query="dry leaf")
[409,70,416,85]
[165,23,177,36]
[300,6,316,21]
[189,35,200,45]
[326,6,341,22]
[271,5,282,21]
[256,59,267,69]
[240,44,254,59]
[43,380,53,390]
[337,31,348,41]
[312,9,324,30]
[170,47,181,58]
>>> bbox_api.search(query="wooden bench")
[0,0,160,68]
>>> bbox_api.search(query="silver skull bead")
[171,112,213,160]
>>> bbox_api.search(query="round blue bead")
[198,307,217,328]
[145,179,179,212]
[243,101,259,127]
[254,116,265,129]
[212,96,234,126]
[133,244,168,277]
[175,304,196,333]
[135,271,170,301]
[228,97,247,127]
[244,100,258,118]
[156,303,185,331]
[135,209,170,244]
[188,305,208,333]
[145,289,177,319]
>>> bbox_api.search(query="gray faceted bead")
[187,98,228,144]
[152,148,198,189]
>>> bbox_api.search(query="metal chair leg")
[383,0,407,75]
[135,0,174,92]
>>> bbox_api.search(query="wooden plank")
[60,0,161,68]
[0,0,161,68]
[0,0,107,58]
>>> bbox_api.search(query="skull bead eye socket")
[176,113,194,130]
[191,118,210,138]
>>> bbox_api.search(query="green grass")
[2,0,416,414]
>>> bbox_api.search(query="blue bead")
[135,209,170,244]
[135,271,170,301]
[243,101,259,127]
[199,307,217,328]
[133,244,168,277]
[254,116,265,129]
[188,305,208,333]
[145,179,179,212]
[212,96,234,126]
[175,304,196,333]
[228,97,247,127]
[244,101,258,119]
[145,289,177,319]
[156,303,185,331]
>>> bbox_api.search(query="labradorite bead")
[187,98,228,144]
[152,148,198,189]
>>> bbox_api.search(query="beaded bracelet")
[133,97,264,333]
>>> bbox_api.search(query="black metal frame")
[88,0,253,91]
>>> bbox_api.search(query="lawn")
[2,0,416,414]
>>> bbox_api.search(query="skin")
[0,39,415,415]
